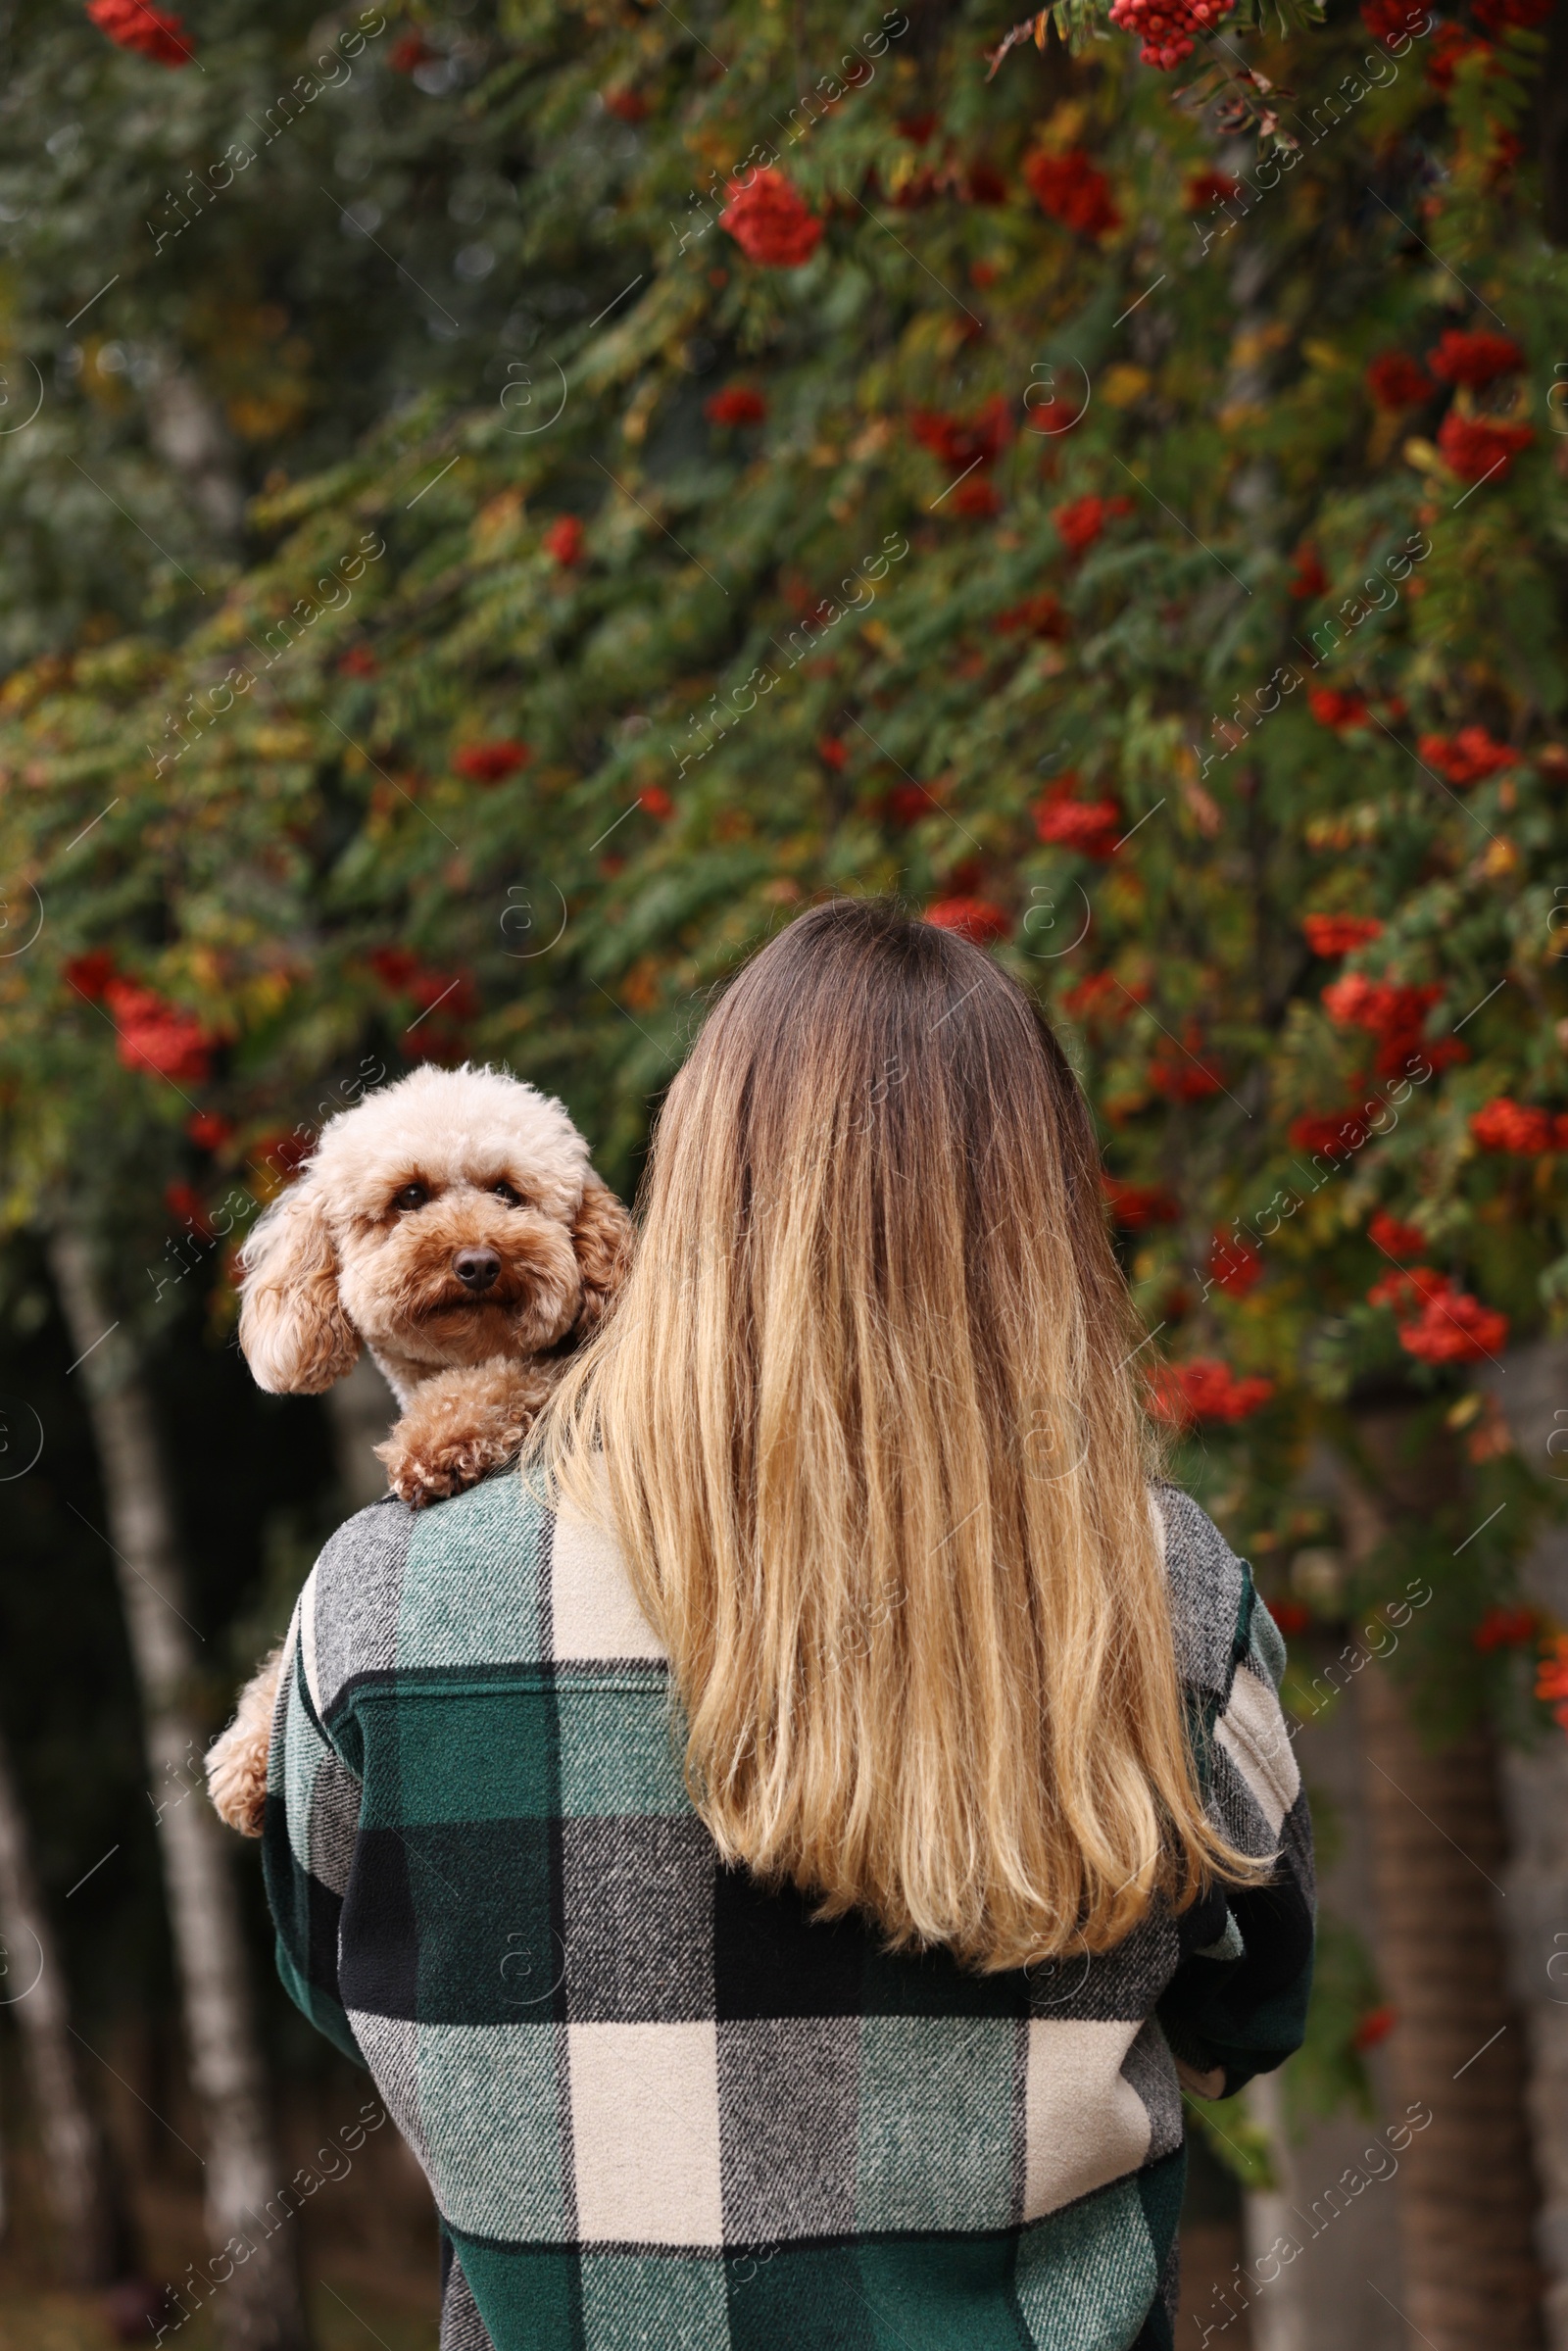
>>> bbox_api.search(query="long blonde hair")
[535,899,1261,1971]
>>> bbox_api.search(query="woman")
[266,899,1312,2351]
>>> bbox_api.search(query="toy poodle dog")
[205,1062,632,1837]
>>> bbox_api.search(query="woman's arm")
[260,1571,368,2068]
[1157,1565,1316,2099]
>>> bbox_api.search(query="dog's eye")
[491,1181,522,1207]
[393,1183,428,1212]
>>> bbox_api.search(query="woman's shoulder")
[1150,1482,1278,1705]
[295,1472,662,1727]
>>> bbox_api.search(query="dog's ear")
[238,1176,360,1394]
[569,1177,633,1339]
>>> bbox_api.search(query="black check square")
[712,1863,865,2019]
[717,2017,860,2239]
[563,1816,717,2022]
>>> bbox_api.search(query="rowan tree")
[0,0,1564,2339]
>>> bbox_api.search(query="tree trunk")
[1242,2071,1304,2351]
[1483,1334,1568,2351]
[0,1717,122,2284]
[1338,1408,1544,2351]
[47,1224,313,2351]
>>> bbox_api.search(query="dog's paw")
[376,1362,555,1509]
[207,1734,270,1838]
[207,1648,283,1838]
[378,1422,524,1510]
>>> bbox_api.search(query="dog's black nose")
[454,1248,501,1292]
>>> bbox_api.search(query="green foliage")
[0,0,1563,1762]
[0,0,625,658]
[1185,2089,1278,2189]
[1286,1915,1383,2128]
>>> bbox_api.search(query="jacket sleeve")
[1157,1566,1316,2101]
[260,1569,367,2069]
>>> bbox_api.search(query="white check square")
[551,1500,665,1662]
[569,2022,723,2245]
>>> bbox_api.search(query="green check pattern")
[264,1477,1313,2351]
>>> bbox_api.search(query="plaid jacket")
[264,1476,1313,2351]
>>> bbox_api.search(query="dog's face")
[238,1065,631,1395]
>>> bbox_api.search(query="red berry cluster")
[1105,0,1232,70]
[718,171,823,269]
[108,984,213,1082]
[1023,150,1121,238]
[85,0,192,66]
